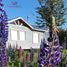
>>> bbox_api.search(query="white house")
[7,17,49,49]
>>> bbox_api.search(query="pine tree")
[0,0,8,67]
[36,0,64,27]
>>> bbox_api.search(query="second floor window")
[11,29,18,41]
[19,31,25,41]
[33,32,38,43]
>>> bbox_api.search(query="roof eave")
[8,17,48,32]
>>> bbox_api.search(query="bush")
[58,49,67,67]
[7,48,67,67]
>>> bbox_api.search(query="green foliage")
[59,28,67,46]
[57,50,67,67]
[7,48,19,67]
[36,0,64,27]
[7,48,67,67]
[58,28,67,48]
[12,48,18,61]
[27,62,38,67]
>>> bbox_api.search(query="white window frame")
[11,29,18,41]
[33,32,39,43]
[19,30,25,41]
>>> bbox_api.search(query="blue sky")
[3,0,67,29]
[63,0,67,29]
[3,0,39,25]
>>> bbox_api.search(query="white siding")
[7,24,45,49]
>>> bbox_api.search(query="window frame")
[19,30,26,41]
[10,29,18,41]
[33,32,39,44]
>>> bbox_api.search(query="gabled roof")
[8,17,48,32]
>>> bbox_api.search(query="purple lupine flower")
[38,32,61,67]
[30,47,34,62]
[9,45,13,59]
[66,65,67,67]
[18,46,23,60]
[38,38,50,67]
[0,0,8,66]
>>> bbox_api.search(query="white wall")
[7,24,45,49]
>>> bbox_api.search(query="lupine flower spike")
[38,16,61,67]
[0,0,8,67]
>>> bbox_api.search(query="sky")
[3,0,40,25]
[3,0,67,29]
[63,0,67,29]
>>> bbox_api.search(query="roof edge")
[8,17,48,32]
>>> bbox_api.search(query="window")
[11,29,17,40]
[33,32,38,43]
[19,31,25,41]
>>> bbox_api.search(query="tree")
[37,0,64,67]
[36,0,64,27]
[0,0,8,67]
[36,0,64,40]
[59,29,65,45]
[59,29,67,48]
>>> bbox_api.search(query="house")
[7,17,49,49]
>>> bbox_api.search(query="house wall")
[7,24,44,49]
